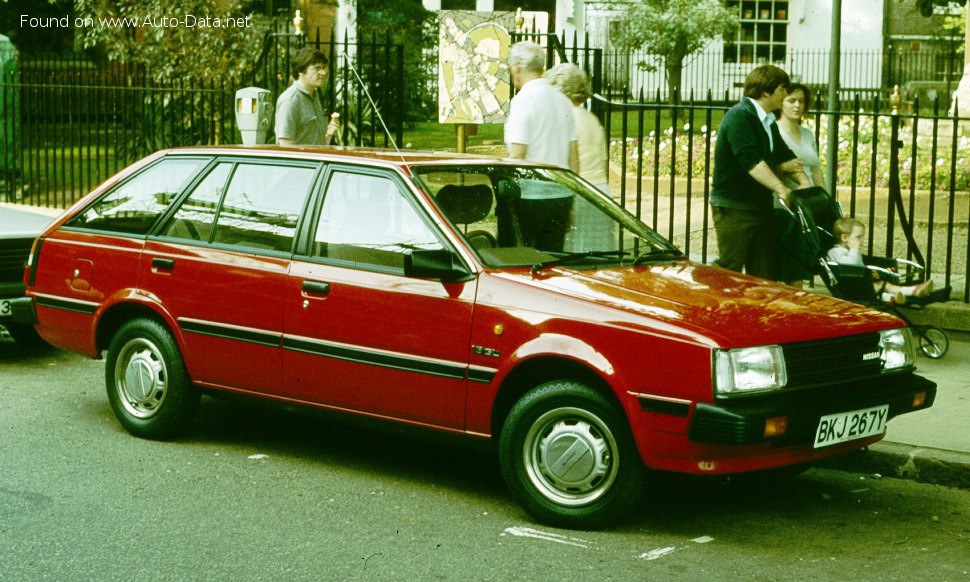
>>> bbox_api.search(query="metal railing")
[0,32,406,209]
[597,92,970,302]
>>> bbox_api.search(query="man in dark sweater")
[711,65,809,279]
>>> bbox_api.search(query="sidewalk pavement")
[805,277,970,490]
[2,203,968,490]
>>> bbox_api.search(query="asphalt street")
[1,337,968,580]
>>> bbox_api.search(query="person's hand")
[326,112,340,145]
[778,158,805,174]
[776,186,793,209]
[326,113,340,140]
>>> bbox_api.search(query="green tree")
[72,0,263,83]
[613,0,739,103]
[355,0,437,121]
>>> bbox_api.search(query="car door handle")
[302,281,331,295]
[152,257,175,271]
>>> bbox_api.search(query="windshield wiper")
[633,248,685,265]
[531,250,629,274]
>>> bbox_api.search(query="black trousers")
[711,205,776,279]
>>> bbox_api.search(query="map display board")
[438,11,515,124]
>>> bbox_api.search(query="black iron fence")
[598,91,970,303]
[3,31,969,302]
[600,45,964,109]
[0,30,405,209]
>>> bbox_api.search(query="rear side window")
[210,163,316,252]
[157,163,233,243]
[158,162,316,252]
[68,158,207,234]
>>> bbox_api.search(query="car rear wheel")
[105,318,199,439]
[499,380,644,529]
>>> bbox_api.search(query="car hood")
[510,261,899,347]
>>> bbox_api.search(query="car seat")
[435,184,497,250]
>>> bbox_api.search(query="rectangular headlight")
[714,345,787,395]
[880,328,914,371]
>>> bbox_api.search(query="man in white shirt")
[505,42,579,170]
[503,41,579,251]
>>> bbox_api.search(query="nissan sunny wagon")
[11,146,936,528]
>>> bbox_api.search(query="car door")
[282,166,476,430]
[141,159,320,395]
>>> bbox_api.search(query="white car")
[1,206,55,346]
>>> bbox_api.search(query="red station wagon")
[11,147,936,528]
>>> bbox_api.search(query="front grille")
[0,239,34,283]
[783,332,884,388]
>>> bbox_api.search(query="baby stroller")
[788,186,951,359]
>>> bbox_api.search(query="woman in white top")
[773,83,822,286]
[777,83,823,187]
[546,63,614,251]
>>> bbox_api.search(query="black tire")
[918,326,949,359]
[498,380,645,529]
[105,318,200,439]
[5,323,50,349]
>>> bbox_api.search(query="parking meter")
[235,87,273,145]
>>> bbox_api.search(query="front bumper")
[689,372,936,447]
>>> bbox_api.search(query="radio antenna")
[343,51,401,154]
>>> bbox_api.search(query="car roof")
[163,145,536,173]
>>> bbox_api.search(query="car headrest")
[435,184,493,225]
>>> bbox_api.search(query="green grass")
[401,109,730,152]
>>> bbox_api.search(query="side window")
[209,163,316,252]
[158,163,232,242]
[313,171,443,270]
[68,158,207,234]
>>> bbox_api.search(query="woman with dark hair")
[773,82,822,287]
[777,83,823,187]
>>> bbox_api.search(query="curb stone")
[820,441,970,490]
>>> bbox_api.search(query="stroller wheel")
[917,326,949,359]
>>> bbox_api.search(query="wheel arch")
[490,355,624,440]
[95,301,179,355]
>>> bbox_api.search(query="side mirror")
[404,249,473,282]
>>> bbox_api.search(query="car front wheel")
[105,318,199,439]
[499,380,645,529]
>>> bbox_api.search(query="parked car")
[10,146,936,528]
[1,206,55,346]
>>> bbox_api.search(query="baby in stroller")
[827,217,934,305]
[789,187,950,358]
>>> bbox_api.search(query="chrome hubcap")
[524,407,618,506]
[115,338,167,418]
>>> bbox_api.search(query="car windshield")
[412,165,678,269]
